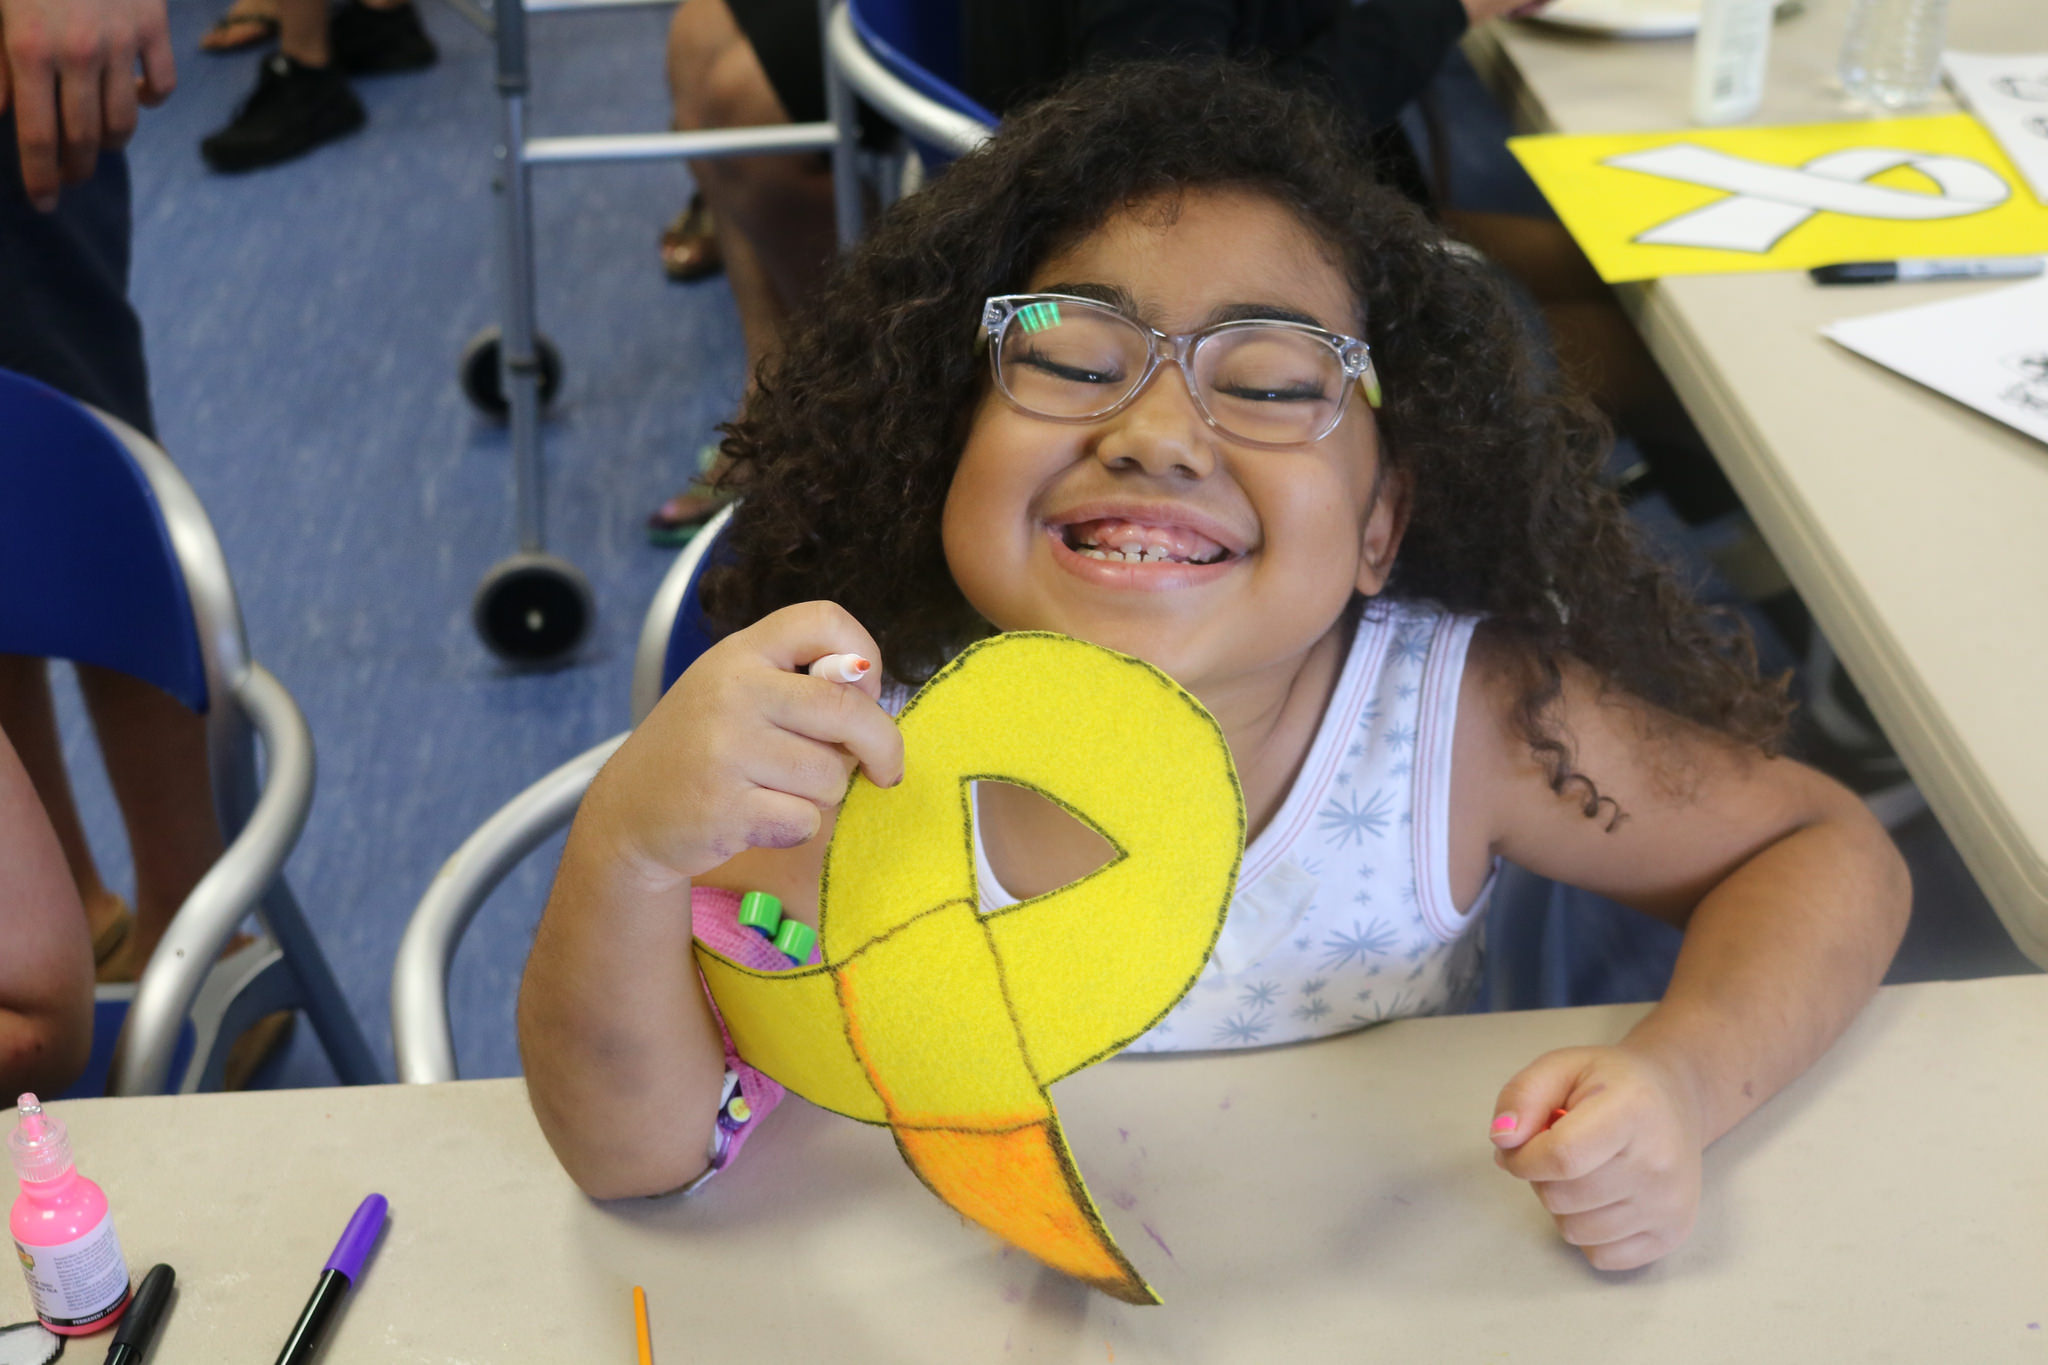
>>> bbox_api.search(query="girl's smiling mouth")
[1042,505,1246,587]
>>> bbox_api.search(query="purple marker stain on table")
[1141,1222,1175,1259]
[1110,1190,1138,1211]
[1118,1128,1130,1143]
[1219,1097,1232,1111]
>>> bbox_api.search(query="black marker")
[1811,257,2046,285]
[273,1195,386,1365]
[102,1263,173,1365]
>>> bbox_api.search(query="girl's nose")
[1091,368,1217,480]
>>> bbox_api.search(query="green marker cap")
[771,918,816,965]
[738,890,783,937]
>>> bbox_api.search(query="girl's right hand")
[589,601,905,884]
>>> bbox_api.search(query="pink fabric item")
[690,886,819,1174]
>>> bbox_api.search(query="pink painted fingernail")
[1491,1113,1517,1136]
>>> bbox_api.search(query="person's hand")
[1488,1044,1706,1271]
[0,0,175,210]
[585,600,905,886]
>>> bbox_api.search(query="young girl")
[518,61,1908,1274]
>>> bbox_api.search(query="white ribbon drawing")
[1604,144,2012,252]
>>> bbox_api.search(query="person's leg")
[659,3,723,283]
[274,0,331,68]
[0,656,128,960]
[669,0,837,361]
[73,665,225,978]
[654,0,838,532]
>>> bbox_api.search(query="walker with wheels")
[451,0,988,664]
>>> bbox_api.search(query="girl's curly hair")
[703,59,1790,819]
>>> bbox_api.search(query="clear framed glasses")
[981,293,1382,450]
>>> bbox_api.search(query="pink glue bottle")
[9,1094,130,1335]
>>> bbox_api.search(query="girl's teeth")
[1078,544,1183,563]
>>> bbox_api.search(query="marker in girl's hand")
[807,653,871,684]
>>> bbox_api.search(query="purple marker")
[272,1195,386,1365]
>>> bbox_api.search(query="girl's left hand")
[1488,1045,1706,1271]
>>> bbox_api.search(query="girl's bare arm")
[517,604,900,1199]
[1450,632,1910,1267]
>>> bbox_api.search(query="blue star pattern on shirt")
[1123,602,1488,1054]
[1318,787,1393,847]
[1389,625,1430,666]
[1321,918,1398,970]
[1214,1010,1272,1046]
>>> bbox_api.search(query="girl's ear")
[1355,466,1411,598]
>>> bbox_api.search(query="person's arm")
[0,724,94,1098]
[517,603,903,1200]
[0,0,175,210]
[1450,631,1910,1270]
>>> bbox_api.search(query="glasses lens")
[995,302,1148,420]
[1193,327,1347,446]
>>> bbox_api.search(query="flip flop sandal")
[646,476,732,547]
[660,193,724,283]
[200,7,281,52]
[91,896,135,980]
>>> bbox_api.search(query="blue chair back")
[847,0,997,154]
[0,368,209,712]
[659,520,736,694]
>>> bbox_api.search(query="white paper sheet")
[1822,272,2048,448]
[1943,51,2048,206]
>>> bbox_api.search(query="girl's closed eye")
[1014,343,1126,388]
[1206,336,1336,405]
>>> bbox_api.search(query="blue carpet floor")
[45,12,2036,1093]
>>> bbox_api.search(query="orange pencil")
[632,1285,653,1365]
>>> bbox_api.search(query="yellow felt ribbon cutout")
[695,632,1245,1303]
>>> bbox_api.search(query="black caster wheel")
[459,327,563,419]
[473,554,593,664]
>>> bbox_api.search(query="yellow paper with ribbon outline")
[1508,115,2048,282]
[695,632,1245,1304]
